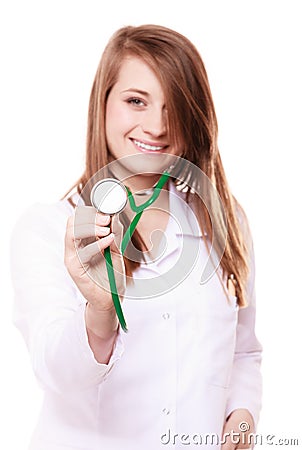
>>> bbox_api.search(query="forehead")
[114,56,164,98]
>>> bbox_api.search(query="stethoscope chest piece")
[89,171,171,332]
[90,178,128,215]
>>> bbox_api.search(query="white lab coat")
[10,183,262,450]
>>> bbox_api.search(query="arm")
[64,204,126,363]
[85,303,119,364]
[222,227,262,448]
[225,241,262,426]
[10,202,124,394]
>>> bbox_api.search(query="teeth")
[134,139,164,151]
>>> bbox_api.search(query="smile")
[132,139,166,152]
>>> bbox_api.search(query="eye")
[127,97,146,107]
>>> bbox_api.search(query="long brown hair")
[67,24,251,307]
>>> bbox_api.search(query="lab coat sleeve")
[225,224,263,427]
[10,202,124,394]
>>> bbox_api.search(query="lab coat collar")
[70,178,204,239]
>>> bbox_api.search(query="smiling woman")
[106,57,175,162]
[10,24,262,450]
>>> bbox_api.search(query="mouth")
[131,138,168,153]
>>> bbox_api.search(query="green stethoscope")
[90,170,171,332]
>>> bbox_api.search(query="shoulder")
[11,194,79,243]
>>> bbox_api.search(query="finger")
[221,423,237,450]
[221,438,236,450]
[77,233,114,264]
[111,214,124,252]
[75,205,111,226]
[73,224,110,240]
[96,212,111,226]
[65,218,110,255]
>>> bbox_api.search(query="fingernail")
[97,226,110,235]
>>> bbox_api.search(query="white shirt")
[10,183,262,450]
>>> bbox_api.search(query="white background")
[1,1,301,448]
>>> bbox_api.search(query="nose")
[141,106,167,137]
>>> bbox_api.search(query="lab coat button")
[162,408,170,415]
[162,313,170,320]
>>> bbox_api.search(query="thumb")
[111,214,124,253]
[221,419,236,450]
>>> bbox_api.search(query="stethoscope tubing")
[105,170,171,332]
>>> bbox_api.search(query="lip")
[130,138,169,153]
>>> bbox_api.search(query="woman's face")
[105,56,182,180]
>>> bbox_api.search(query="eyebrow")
[121,88,150,97]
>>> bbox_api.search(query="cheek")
[105,101,119,144]
[106,100,135,140]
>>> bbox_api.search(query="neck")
[124,173,162,193]
[107,152,175,193]
[108,160,162,193]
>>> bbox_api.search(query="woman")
[11,25,262,450]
